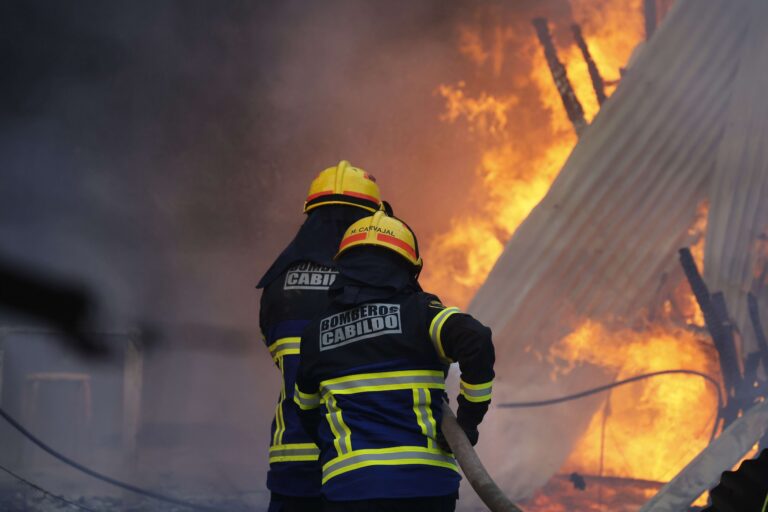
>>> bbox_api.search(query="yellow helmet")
[304,160,381,213]
[336,211,422,268]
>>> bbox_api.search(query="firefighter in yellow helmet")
[256,161,382,512]
[294,211,496,512]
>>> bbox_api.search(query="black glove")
[436,431,452,453]
[455,395,488,447]
[435,422,477,451]
[456,422,479,446]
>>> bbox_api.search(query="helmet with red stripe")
[335,210,422,268]
[304,160,381,213]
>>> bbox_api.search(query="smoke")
[0,0,594,507]
[0,0,503,505]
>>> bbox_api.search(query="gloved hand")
[455,395,488,447]
[436,431,452,453]
[435,423,478,452]
[456,419,480,446]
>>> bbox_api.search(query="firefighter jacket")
[259,260,341,496]
[294,291,495,501]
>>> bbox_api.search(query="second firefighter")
[294,210,496,512]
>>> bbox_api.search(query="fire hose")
[1,369,720,512]
[441,401,524,512]
[440,369,721,512]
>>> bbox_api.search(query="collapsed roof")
[466,0,768,500]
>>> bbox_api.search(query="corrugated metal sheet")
[704,0,768,370]
[464,0,761,499]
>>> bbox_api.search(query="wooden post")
[644,0,657,40]
[571,24,607,105]
[532,18,588,137]
[679,249,742,407]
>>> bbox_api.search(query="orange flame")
[423,0,724,507]
[421,1,645,308]
[550,320,720,482]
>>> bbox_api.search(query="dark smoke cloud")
[0,0,574,504]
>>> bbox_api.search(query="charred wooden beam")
[571,24,607,105]
[711,292,743,383]
[747,292,768,374]
[679,249,742,406]
[644,0,657,40]
[532,18,588,137]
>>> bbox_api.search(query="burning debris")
[441,0,768,509]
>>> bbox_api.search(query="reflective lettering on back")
[284,263,338,290]
[319,304,402,351]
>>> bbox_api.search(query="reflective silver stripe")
[326,395,351,455]
[323,449,457,481]
[414,388,436,447]
[429,307,460,362]
[269,446,320,459]
[269,337,301,359]
[294,387,321,410]
[321,374,445,394]
[273,357,286,445]
[459,380,493,402]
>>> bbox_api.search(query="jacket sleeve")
[293,342,322,444]
[427,299,495,430]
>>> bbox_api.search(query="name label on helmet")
[319,304,401,351]
[349,226,396,236]
[284,262,338,290]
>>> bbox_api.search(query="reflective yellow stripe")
[459,378,493,403]
[321,446,458,483]
[320,370,445,395]
[326,394,352,456]
[272,357,286,445]
[429,307,460,363]
[269,443,320,463]
[293,384,321,410]
[762,492,768,512]
[269,337,301,360]
[412,388,436,448]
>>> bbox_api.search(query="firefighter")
[256,161,382,512]
[294,211,495,512]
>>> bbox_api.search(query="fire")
[550,320,720,482]
[421,0,644,308]
[421,0,727,508]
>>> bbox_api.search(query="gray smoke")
[0,0,575,508]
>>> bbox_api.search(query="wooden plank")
[571,24,607,105]
[639,399,768,512]
[532,18,588,137]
